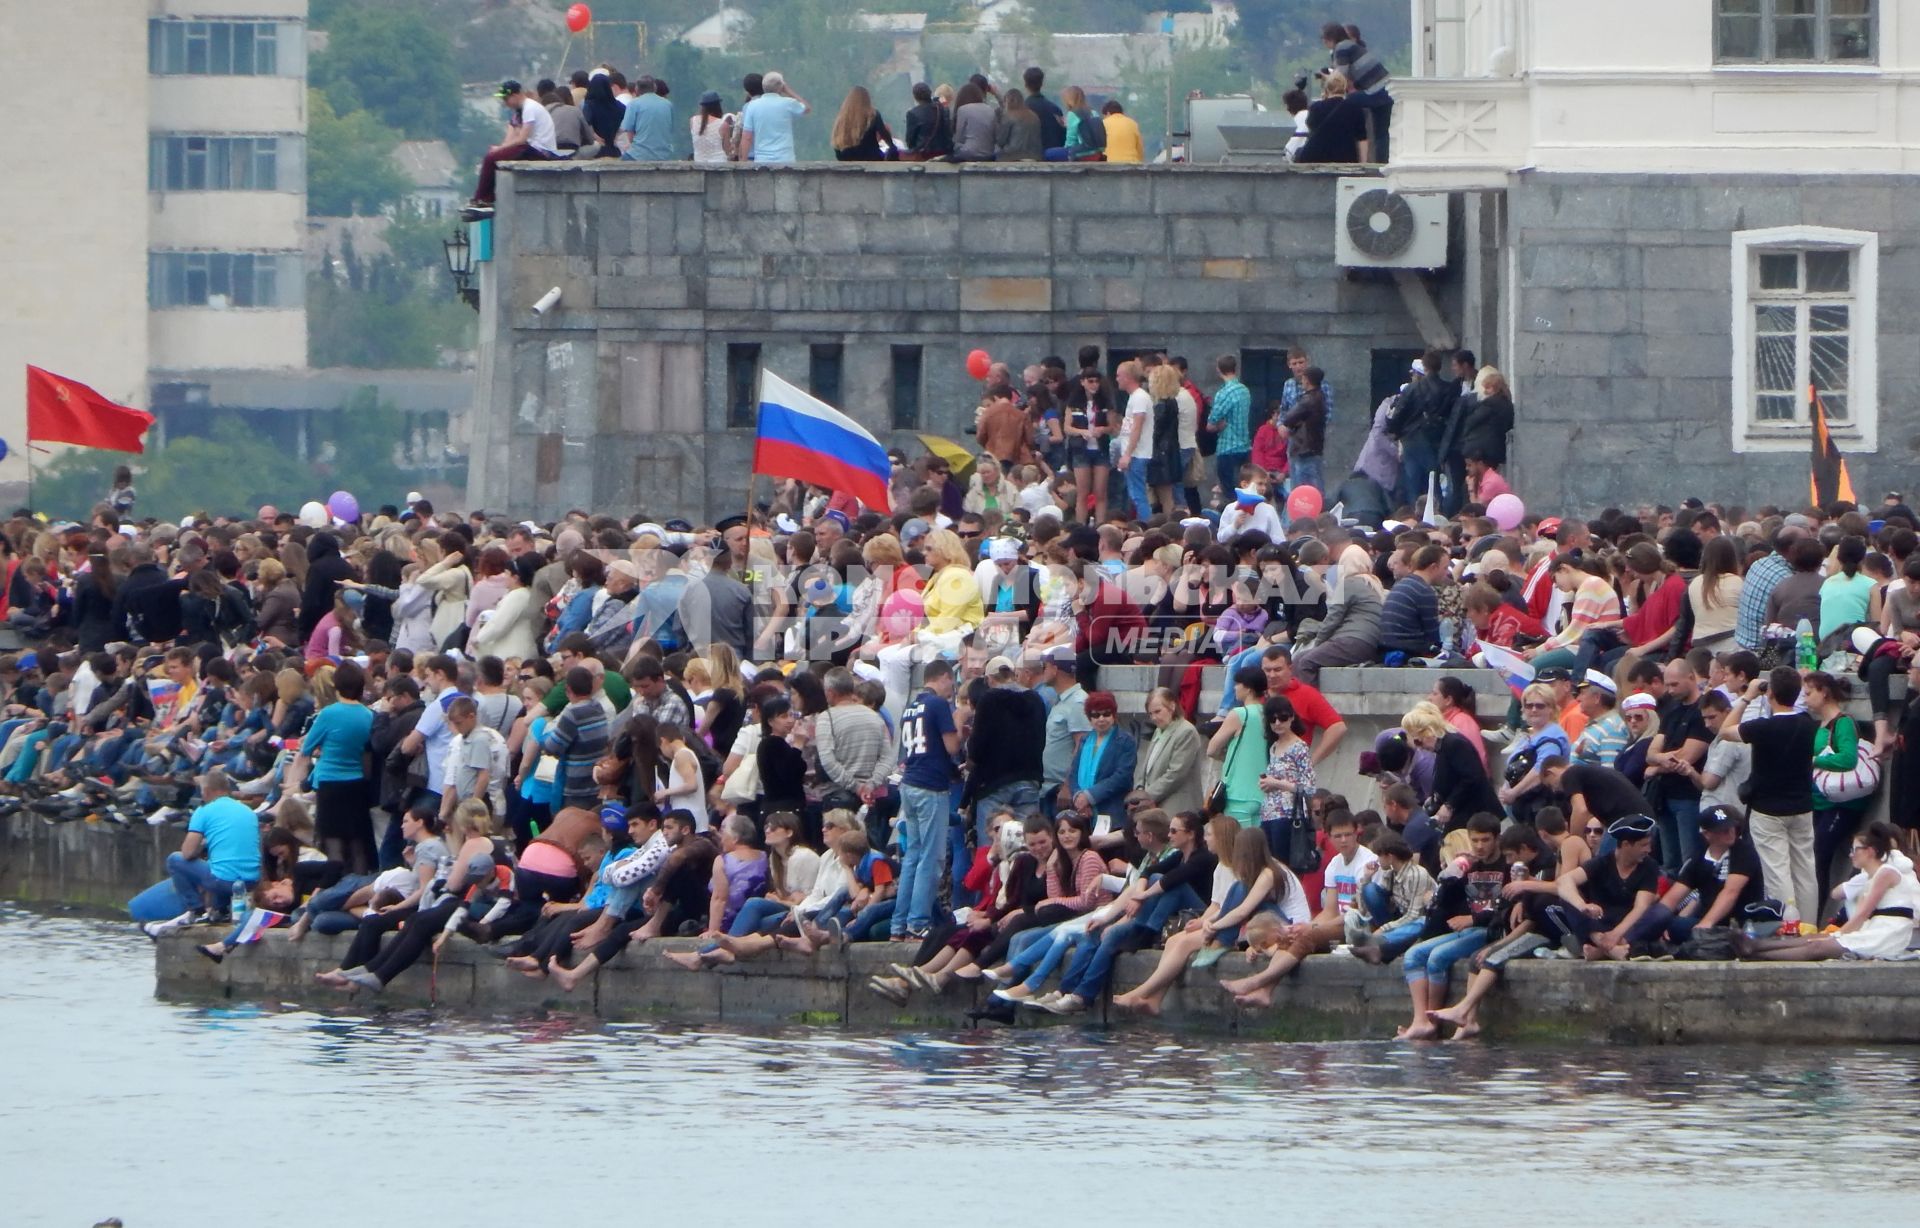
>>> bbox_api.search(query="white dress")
[691,114,734,163]
[1833,856,1920,959]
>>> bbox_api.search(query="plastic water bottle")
[1796,618,1817,671]
[1779,901,1800,938]
[230,880,250,928]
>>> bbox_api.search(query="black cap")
[714,514,747,533]
[1534,666,1572,683]
[497,79,524,99]
[664,518,694,534]
[1607,814,1657,841]
[1698,804,1740,831]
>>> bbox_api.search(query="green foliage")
[310,1,465,143]
[31,399,431,523]
[307,91,411,217]
[308,215,477,369]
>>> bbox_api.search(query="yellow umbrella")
[915,433,978,480]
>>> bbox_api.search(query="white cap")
[406,491,424,504]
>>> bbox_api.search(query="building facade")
[466,162,1446,522]
[1391,0,1916,508]
[0,0,308,501]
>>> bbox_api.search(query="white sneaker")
[141,911,195,940]
[1028,991,1062,1009]
[146,806,182,827]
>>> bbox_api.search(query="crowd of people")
[465,22,1392,208]
[1,334,1913,1031]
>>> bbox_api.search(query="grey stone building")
[465,163,1450,522]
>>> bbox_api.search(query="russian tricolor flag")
[753,371,892,513]
[1474,641,1536,701]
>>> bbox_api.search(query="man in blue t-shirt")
[617,76,675,161]
[164,768,262,920]
[738,70,810,163]
[891,659,960,939]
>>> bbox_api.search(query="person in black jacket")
[300,532,356,644]
[963,665,1048,845]
[1023,66,1066,152]
[360,550,404,645]
[1404,704,1502,830]
[1385,349,1460,515]
[1457,369,1515,469]
[109,546,184,646]
[369,676,424,870]
[901,82,951,160]
[63,549,117,652]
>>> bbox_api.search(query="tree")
[307,91,411,217]
[310,2,465,143]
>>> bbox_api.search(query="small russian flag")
[1474,641,1536,701]
[232,909,288,945]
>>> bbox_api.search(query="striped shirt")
[1574,711,1629,768]
[541,698,610,810]
[1737,552,1792,650]
[1541,576,1622,652]
[1208,379,1252,454]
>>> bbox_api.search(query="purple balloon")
[327,490,360,522]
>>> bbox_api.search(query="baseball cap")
[496,80,524,99]
[1536,516,1564,540]
[1046,644,1076,665]
[1698,805,1740,831]
[901,517,931,543]
[984,655,1017,678]
[599,800,629,834]
[406,491,425,504]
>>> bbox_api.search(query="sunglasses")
[1585,825,1605,836]
[1522,702,1551,710]
[959,531,981,540]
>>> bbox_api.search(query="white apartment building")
[0,0,307,499]
[1387,0,1913,510]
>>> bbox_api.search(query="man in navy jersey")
[892,660,961,940]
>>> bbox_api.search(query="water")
[4,905,1915,1227]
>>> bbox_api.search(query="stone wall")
[0,814,182,912]
[154,929,1920,1044]
[1507,172,1918,511]
[467,162,1448,522]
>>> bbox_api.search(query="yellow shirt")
[1102,113,1144,164]
[925,564,985,634]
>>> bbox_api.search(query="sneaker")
[146,807,182,827]
[905,926,931,941]
[141,911,196,941]
[1557,929,1584,960]
[1028,991,1064,1010]
[1041,993,1088,1016]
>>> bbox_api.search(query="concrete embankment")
[153,929,1920,1044]
[1,813,182,912]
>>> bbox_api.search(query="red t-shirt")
[1281,678,1343,744]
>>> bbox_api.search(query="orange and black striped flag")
[1809,385,1855,507]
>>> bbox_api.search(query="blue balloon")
[0,438,9,462]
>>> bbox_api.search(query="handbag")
[1812,718,1882,802]
[1261,790,1321,874]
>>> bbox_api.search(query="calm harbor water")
[3,904,1914,1227]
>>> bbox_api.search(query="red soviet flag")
[26,365,155,453]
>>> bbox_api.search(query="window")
[149,251,298,308]
[149,19,280,75]
[1715,0,1875,64]
[1731,226,1878,453]
[727,343,762,428]
[148,136,280,192]
[890,345,923,430]
[809,344,844,409]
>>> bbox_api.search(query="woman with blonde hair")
[1292,544,1386,685]
[1403,700,1504,827]
[253,556,300,647]
[1145,364,1185,514]
[320,799,502,993]
[831,85,895,161]
[1113,822,1309,1015]
[874,529,982,716]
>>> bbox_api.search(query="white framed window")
[1715,0,1876,65]
[1731,226,1877,453]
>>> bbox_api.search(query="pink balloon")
[1285,485,1323,520]
[1487,492,1525,531]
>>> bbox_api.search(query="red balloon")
[965,349,992,380]
[566,3,592,33]
[1285,484,1323,520]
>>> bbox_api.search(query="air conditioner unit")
[1334,178,1448,269]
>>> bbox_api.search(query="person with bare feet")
[1542,814,1662,962]
[1221,809,1374,1006]
[662,813,768,970]
[1426,823,1559,1039]
[869,812,1035,1003]
[1112,826,1306,1016]
[776,827,895,953]
[504,803,648,978]
[1734,821,1917,961]
[549,809,708,991]
[1393,812,1511,1040]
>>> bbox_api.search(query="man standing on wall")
[739,70,810,164]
